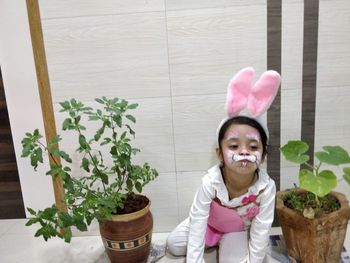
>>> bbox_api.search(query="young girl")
[166,67,281,263]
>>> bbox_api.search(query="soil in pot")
[283,190,340,218]
[116,194,149,215]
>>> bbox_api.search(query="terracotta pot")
[276,190,350,263]
[99,197,153,263]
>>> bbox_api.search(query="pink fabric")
[225,67,281,118]
[205,200,244,246]
[226,67,255,116]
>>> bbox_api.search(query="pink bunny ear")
[247,70,281,117]
[226,67,255,116]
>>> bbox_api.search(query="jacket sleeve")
[186,175,214,263]
[248,179,276,263]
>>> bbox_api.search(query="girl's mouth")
[239,160,249,167]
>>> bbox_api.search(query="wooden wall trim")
[301,0,319,166]
[26,0,67,215]
[267,0,282,191]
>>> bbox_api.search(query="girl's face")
[217,123,264,175]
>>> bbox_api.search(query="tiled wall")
[37,0,350,232]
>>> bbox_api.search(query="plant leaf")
[135,182,142,193]
[299,169,337,197]
[63,228,72,243]
[315,146,350,165]
[27,207,37,216]
[81,157,90,172]
[79,135,88,150]
[127,103,138,109]
[126,114,136,123]
[280,140,309,164]
[59,151,72,163]
[343,167,350,186]
[99,173,108,185]
[95,98,104,104]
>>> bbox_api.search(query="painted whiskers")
[232,154,258,168]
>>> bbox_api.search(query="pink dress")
[205,197,260,247]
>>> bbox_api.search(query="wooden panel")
[27,0,67,222]
[300,0,319,166]
[267,0,282,190]
[0,68,25,219]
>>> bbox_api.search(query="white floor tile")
[0,219,17,235]
[0,219,349,263]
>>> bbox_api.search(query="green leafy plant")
[21,97,158,242]
[280,140,350,218]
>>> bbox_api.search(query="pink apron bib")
[205,198,245,247]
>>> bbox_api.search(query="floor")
[0,219,349,263]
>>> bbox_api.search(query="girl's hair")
[217,116,268,159]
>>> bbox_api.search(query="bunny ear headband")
[218,67,281,140]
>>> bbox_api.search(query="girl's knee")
[166,233,187,256]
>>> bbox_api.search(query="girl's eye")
[250,145,258,150]
[229,145,238,150]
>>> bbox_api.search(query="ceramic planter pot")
[99,197,153,263]
[276,190,350,263]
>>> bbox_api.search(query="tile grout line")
[163,0,181,224]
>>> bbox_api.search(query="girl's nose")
[239,148,249,155]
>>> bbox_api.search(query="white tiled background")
[1,0,350,237]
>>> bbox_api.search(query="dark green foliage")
[21,97,159,243]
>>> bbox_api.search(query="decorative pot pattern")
[100,198,153,263]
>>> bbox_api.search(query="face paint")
[232,154,257,162]
[230,153,261,169]
[246,132,261,143]
[225,131,239,141]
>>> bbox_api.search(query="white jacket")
[186,164,276,263]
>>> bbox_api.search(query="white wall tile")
[317,0,350,89]
[41,12,170,102]
[316,0,350,159]
[279,0,304,191]
[280,166,300,191]
[167,6,266,96]
[280,89,302,168]
[281,0,303,91]
[165,0,265,11]
[315,86,350,150]
[143,172,179,232]
[176,170,205,222]
[172,94,225,172]
[39,0,165,19]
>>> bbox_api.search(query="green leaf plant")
[21,97,158,242]
[280,140,350,218]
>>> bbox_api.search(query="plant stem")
[315,162,322,175]
[76,124,106,192]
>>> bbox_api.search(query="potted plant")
[276,140,350,263]
[21,97,159,263]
